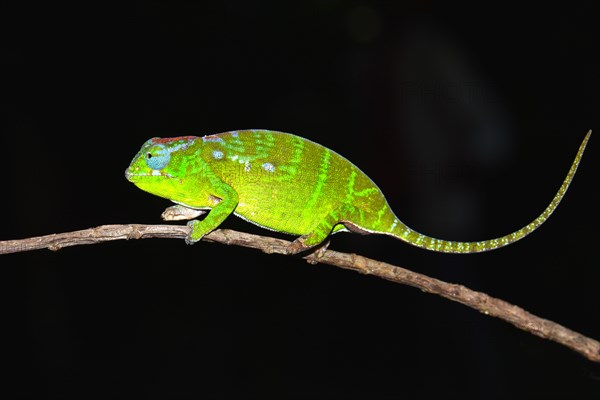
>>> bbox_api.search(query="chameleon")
[125,129,591,254]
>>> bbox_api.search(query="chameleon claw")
[305,240,330,264]
[314,239,330,258]
[184,236,200,245]
[185,220,203,245]
[286,236,330,257]
[286,237,310,255]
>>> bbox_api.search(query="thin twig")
[1,224,599,362]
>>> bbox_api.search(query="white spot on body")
[244,161,251,172]
[262,162,275,172]
[212,150,224,160]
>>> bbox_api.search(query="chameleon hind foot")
[304,240,330,264]
[286,235,331,256]
[287,210,343,255]
[286,236,311,255]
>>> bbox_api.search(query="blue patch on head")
[262,162,275,172]
[146,144,171,170]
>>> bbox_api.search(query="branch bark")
[1,224,599,362]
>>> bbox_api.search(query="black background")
[2,2,599,399]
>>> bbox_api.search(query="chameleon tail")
[389,130,592,253]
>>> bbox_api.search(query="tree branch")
[1,224,599,362]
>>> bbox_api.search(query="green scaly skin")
[125,129,591,254]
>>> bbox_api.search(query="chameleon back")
[195,130,396,237]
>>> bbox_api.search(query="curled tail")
[390,130,592,253]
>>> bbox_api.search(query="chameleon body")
[125,129,591,254]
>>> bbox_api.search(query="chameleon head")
[125,136,198,203]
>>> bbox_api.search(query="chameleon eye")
[145,147,170,170]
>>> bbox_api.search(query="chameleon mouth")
[125,168,173,181]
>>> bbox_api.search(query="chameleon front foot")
[185,220,205,245]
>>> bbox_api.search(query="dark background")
[2,1,599,399]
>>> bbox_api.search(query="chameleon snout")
[125,167,134,182]
[125,166,142,182]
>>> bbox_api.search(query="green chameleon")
[125,129,591,254]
